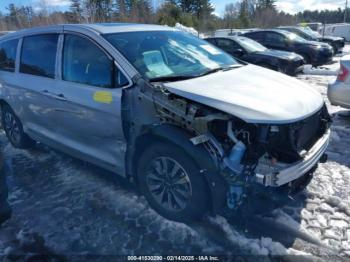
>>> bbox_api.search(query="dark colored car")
[278,26,345,54]
[206,36,305,76]
[243,29,334,67]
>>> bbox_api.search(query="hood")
[163,64,324,124]
[255,49,303,61]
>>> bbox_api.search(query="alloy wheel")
[3,111,21,145]
[145,157,192,212]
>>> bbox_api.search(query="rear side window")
[20,34,59,78]
[0,39,18,72]
[63,34,128,88]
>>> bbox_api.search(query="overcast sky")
[0,0,347,16]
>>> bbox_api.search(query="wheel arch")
[129,124,228,214]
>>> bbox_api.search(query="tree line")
[0,0,349,33]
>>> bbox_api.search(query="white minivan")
[0,23,331,222]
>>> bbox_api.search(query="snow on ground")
[0,47,350,260]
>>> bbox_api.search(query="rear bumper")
[254,129,330,187]
[328,81,350,109]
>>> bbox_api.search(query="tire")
[137,141,210,223]
[2,105,36,149]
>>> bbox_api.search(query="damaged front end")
[136,80,332,212]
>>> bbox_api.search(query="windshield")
[104,31,239,80]
[282,31,307,43]
[300,26,321,38]
[235,37,267,53]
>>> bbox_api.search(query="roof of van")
[0,23,176,40]
[76,23,176,34]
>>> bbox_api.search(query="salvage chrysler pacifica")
[0,24,331,222]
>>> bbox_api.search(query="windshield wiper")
[199,65,242,77]
[149,75,195,83]
[149,65,242,83]
[198,67,224,77]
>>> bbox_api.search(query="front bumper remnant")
[255,129,330,187]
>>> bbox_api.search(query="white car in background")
[328,55,350,109]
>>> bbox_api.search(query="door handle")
[41,90,67,101]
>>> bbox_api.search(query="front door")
[16,34,62,140]
[53,33,130,173]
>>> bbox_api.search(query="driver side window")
[63,34,128,88]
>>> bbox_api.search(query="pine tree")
[239,0,250,28]
[256,0,276,10]
[114,0,128,21]
[193,0,214,20]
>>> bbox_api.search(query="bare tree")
[223,3,240,30]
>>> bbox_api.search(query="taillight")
[337,64,349,82]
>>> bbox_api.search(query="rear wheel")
[137,142,210,222]
[2,105,36,149]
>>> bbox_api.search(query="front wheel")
[2,105,36,149]
[137,142,210,223]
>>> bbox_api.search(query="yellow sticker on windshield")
[93,91,113,104]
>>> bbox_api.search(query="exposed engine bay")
[136,81,332,209]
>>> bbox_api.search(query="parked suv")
[278,26,345,54]
[243,29,334,66]
[205,36,305,75]
[0,24,331,222]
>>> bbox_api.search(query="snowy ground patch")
[302,64,339,76]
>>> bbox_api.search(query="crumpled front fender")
[138,124,229,214]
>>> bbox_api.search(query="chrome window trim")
[56,34,64,80]
[15,38,22,74]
